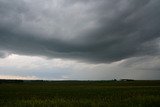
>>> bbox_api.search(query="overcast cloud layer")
[0,0,160,64]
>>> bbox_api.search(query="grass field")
[0,80,160,107]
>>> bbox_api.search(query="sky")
[0,0,160,80]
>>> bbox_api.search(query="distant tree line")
[0,79,24,83]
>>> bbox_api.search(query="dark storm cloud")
[0,0,160,63]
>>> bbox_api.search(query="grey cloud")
[0,51,9,58]
[0,0,160,63]
[120,55,160,71]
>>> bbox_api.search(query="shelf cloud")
[0,0,160,63]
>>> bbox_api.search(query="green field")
[0,80,160,107]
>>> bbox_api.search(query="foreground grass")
[0,81,160,107]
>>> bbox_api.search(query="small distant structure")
[113,79,117,81]
[119,79,134,81]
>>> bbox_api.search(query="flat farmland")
[0,80,160,107]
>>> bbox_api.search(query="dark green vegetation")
[0,80,160,107]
